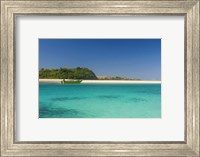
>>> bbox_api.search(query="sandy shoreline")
[82,80,161,84]
[39,79,63,83]
[39,79,161,84]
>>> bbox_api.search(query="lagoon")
[39,83,161,118]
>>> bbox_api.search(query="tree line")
[39,67,98,80]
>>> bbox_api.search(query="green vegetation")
[39,67,98,80]
[39,67,140,80]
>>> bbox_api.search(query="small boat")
[61,79,82,84]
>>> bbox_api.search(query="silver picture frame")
[1,0,199,156]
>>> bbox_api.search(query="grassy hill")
[39,67,98,80]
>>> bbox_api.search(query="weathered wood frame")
[1,0,199,156]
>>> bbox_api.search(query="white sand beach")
[39,79,161,84]
[82,80,161,84]
[39,79,62,83]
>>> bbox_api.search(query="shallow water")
[39,83,161,118]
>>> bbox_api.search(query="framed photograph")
[0,0,199,156]
[39,39,161,118]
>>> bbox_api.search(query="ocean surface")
[39,83,161,118]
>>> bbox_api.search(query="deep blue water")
[39,83,161,118]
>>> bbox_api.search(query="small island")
[39,67,97,84]
[39,67,97,80]
[39,67,160,84]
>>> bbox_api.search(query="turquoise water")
[39,83,161,118]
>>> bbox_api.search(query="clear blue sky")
[39,39,161,80]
